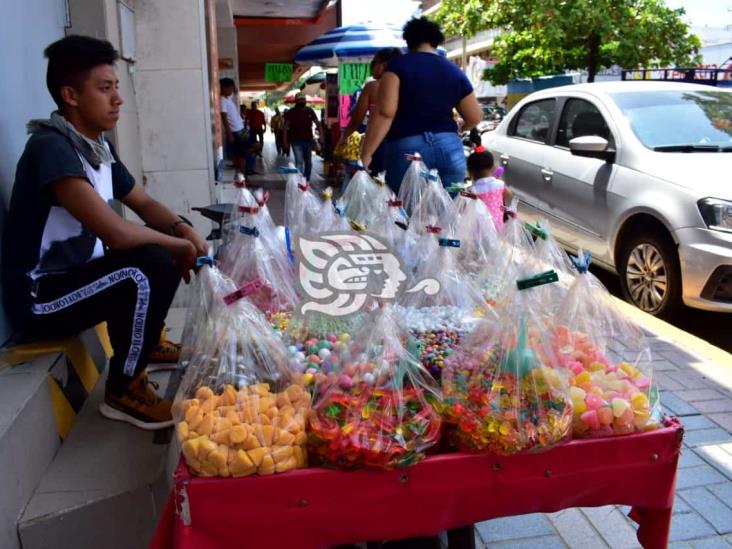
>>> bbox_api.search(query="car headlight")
[698,198,732,233]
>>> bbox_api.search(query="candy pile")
[308,307,443,469]
[177,382,309,477]
[309,381,442,469]
[443,340,571,454]
[554,326,660,437]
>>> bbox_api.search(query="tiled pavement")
[215,136,732,548]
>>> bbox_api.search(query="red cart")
[152,418,683,549]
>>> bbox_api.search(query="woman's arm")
[340,81,376,144]
[361,72,399,168]
[456,91,483,131]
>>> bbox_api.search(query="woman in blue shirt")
[361,17,483,193]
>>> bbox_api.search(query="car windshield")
[611,89,732,150]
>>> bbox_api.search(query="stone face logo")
[295,232,440,317]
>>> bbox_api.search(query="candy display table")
[151,418,682,549]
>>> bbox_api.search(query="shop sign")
[265,63,293,83]
[339,62,370,95]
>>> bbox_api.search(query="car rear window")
[509,98,556,143]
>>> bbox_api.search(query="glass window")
[556,99,615,149]
[510,99,556,143]
[610,90,732,150]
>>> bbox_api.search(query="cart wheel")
[447,525,477,549]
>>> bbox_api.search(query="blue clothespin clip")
[420,170,439,182]
[285,226,295,264]
[570,249,592,274]
[277,166,299,174]
[195,256,214,268]
[438,238,460,248]
[239,225,260,237]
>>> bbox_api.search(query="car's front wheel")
[618,231,682,318]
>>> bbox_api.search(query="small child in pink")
[467,147,513,231]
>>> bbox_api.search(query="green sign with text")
[265,63,293,83]
[339,62,370,95]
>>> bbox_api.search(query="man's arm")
[50,178,199,281]
[339,82,373,146]
[362,72,399,169]
[456,91,483,131]
[120,183,208,256]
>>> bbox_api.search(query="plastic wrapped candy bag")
[308,305,442,470]
[368,195,410,253]
[410,169,456,235]
[400,223,441,281]
[222,198,298,316]
[335,166,391,229]
[283,164,320,237]
[521,220,575,320]
[179,259,236,368]
[442,269,572,454]
[313,187,352,234]
[553,250,661,438]
[453,188,500,279]
[395,232,493,380]
[479,198,535,311]
[398,153,428,216]
[173,269,310,478]
[253,188,278,241]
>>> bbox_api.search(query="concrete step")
[0,355,62,549]
[17,367,178,549]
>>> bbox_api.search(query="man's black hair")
[44,35,119,110]
[402,17,445,50]
[220,77,236,89]
[371,47,402,70]
[467,149,495,173]
[251,101,258,109]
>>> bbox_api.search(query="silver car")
[484,81,732,317]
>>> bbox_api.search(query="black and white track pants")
[23,244,180,391]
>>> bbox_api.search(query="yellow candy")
[611,398,630,418]
[575,371,592,386]
[631,392,649,410]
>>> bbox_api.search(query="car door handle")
[540,168,554,181]
[500,153,510,166]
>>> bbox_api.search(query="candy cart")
[151,417,683,549]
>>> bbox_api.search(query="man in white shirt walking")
[220,78,248,178]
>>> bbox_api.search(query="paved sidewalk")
[216,135,732,548]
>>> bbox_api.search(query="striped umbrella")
[294,24,406,66]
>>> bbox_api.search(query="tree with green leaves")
[434,0,702,83]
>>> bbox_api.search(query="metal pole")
[462,35,467,70]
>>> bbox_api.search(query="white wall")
[134,0,215,240]
[0,0,67,342]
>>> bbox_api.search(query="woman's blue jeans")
[383,131,466,194]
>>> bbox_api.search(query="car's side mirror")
[569,136,616,163]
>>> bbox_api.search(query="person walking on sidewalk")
[246,101,266,150]
[361,17,483,193]
[220,78,250,179]
[1,35,208,431]
[283,93,322,181]
[271,107,284,156]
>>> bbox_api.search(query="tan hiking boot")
[99,373,173,430]
[147,328,181,364]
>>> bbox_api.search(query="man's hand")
[177,223,208,256]
[227,130,234,143]
[171,239,197,284]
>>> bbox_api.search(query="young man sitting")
[1,35,208,430]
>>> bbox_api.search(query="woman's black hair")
[370,47,402,70]
[402,17,445,50]
[467,150,495,174]
[44,35,119,109]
